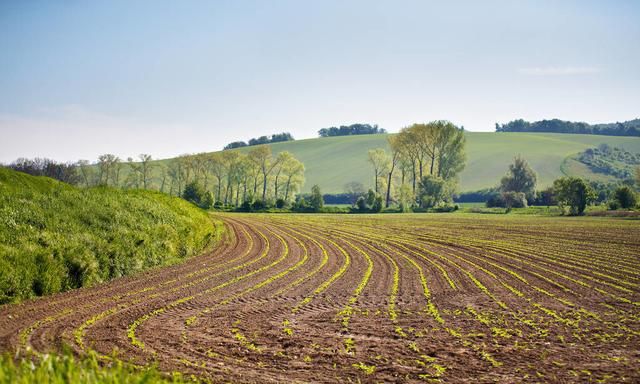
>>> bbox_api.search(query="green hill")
[0,168,219,304]
[235,132,640,193]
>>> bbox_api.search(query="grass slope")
[0,168,219,304]
[245,132,640,192]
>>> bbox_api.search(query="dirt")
[1,214,639,383]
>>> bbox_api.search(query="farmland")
[1,213,639,383]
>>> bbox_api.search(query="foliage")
[611,186,637,209]
[577,144,640,180]
[372,195,384,213]
[344,181,365,205]
[501,191,528,209]
[310,185,324,212]
[496,118,640,136]
[223,132,294,150]
[356,196,367,212]
[552,177,597,215]
[419,176,452,208]
[500,156,537,200]
[0,351,188,383]
[6,158,80,185]
[318,123,386,137]
[0,168,217,304]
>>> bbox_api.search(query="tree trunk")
[285,177,292,201]
[262,173,268,201]
[385,160,396,208]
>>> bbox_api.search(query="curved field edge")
[0,168,223,304]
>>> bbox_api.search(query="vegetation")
[0,352,187,384]
[223,132,294,150]
[552,177,597,215]
[496,118,640,136]
[318,123,386,137]
[610,186,637,209]
[0,168,218,304]
[367,121,466,209]
[577,144,640,181]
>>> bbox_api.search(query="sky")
[1,0,639,163]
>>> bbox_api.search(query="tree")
[553,177,596,215]
[500,156,537,200]
[372,195,384,213]
[356,196,367,212]
[344,181,366,205]
[310,185,324,212]
[281,157,305,202]
[365,189,377,207]
[385,136,402,207]
[501,191,528,210]
[272,151,294,200]
[77,160,95,187]
[183,181,205,206]
[612,186,637,209]
[367,148,390,194]
[248,146,282,202]
[129,154,155,190]
[397,184,414,213]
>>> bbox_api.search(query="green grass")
[0,168,221,304]
[136,132,640,194]
[0,351,189,384]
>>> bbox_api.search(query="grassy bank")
[0,352,189,384]
[0,168,221,304]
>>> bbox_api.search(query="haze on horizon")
[1,0,639,163]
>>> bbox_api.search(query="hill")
[0,168,219,304]
[233,132,640,193]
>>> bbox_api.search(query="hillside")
[0,168,220,304]
[234,132,640,193]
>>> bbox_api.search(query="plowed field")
[1,214,639,383]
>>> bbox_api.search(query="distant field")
[156,132,640,193]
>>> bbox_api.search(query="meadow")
[169,132,640,193]
[0,168,221,304]
[1,213,638,383]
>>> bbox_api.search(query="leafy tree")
[385,136,403,207]
[182,181,205,206]
[310,185,324,212]
[553,177,596,215]
[500,156,537,200]
[201,191,214,209]
[612,186,637,209]
[248,145,281,202]
[367,148,390,194]
[356,196,367,212]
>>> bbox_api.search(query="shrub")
[501,191,528,209]
[612,186,637,209]
[275,198,287,209]
[553,177,597,215]
[356,196,367,212]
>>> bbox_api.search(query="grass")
[0,351,190,384]
[0,168,221,304]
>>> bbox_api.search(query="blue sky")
[1,0,639,162]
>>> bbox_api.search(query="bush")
[275,198,287,209]
[372,195,384,213]
[553,176,597,215]
[356,196,367,212]
[501,191,528,209]
[612,186,637,209]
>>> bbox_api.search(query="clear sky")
[1,0,639,162]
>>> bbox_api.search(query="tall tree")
[282,157,305,202]
[385,136,403,207]
[248,145,282,202]
[500,156,537,200]
[367,148,390,194]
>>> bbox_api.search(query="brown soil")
[1,213,639,383]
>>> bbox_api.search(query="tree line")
[487,156,640,214]
[5,146,305,209]
[223,132,294,150]
[495,118,640,137]
[318,123,387,138]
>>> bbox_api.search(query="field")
[1,213,639,383]
[163,132,640,193]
